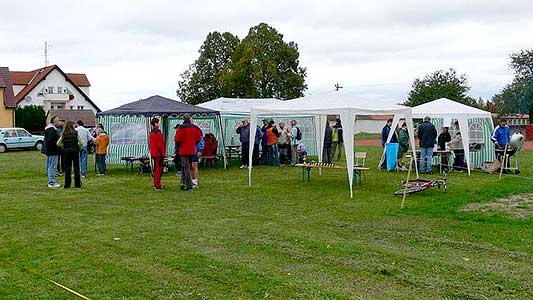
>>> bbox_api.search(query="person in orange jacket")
[95,127,110,175]
[149,117,166,190]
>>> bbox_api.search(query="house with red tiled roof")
[0,67,16,127]
[9,65,100,115]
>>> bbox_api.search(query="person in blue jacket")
[191,135,205,188]
[380,118,398,169]
[492,119,511,171]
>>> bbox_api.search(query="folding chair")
[353,152,369,187]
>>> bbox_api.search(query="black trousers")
[453,149,465,170]
[64,152,81,188]
[252,143,260,165]
[241,142,250,166]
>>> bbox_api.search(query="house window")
[48,86,54,94]
[56,105,64,110]
[77,105,84,110]
[469,121,484,143]
[57,86,63,94]
[70,105,74,110]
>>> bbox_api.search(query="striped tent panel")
[99,115,150,165]
[166,116,219,155]
[430,117,494,169]
[220,115,318,156]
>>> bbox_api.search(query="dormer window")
[48,86,54,94]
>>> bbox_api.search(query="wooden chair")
[353,152,369,187]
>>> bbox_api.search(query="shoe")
[56,173,63,177]
[239,165,245,169]
[192,184,199,189]
[180,184,185,190]
[186,186,194,191]
[48,183,60,188]
[81,175,86,178]
[400,166,408,171]
[154,186,167,191]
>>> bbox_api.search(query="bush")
[15,105,46,133]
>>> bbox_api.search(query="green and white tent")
[384,98,494,175]
[96,95,226,166]
[198,97,319,156]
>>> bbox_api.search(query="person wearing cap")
[491,119,511,172]
[75,120,93,178]
[149,117,166,191]
[236,119,251,168]
[437,124,451,172]
[175,114,202,191]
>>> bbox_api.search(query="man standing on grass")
[44,116,62,188]
[75,120,93,178]
[175,114,202,191]
[417,116,437,174]
[380,118,397,169]
[332,118,343,161]
[149,117,166,191]
[289,120,301,165]
[491,119,511,172]
[236,119,251,169]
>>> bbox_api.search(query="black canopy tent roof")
[97,95,219,117]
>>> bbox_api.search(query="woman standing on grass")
[57,120,83,188]
[95,127,110,176]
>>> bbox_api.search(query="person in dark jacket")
[417,116,438,174]
[323,120,333,163]
[175,114,202,191]
[57,120,83,188]
[397,122,409,170]
[437,126,451,172]
[236,119,251,168]
[44,116,62,188]
[149,117,166,191]
[253,125,262,166]
[173,123,182,177]
[260,119,269,164]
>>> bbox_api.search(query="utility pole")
[334,83,343,91]
[44,41,49,67]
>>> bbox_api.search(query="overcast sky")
[1,0,532,110]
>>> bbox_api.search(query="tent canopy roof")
[412,98,491,118]
[97,95,219,117]
[198,97,281,115]
[252,91,410,115]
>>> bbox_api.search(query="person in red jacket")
[149,117,166,190]
[175,114,202,191]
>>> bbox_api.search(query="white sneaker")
[48,183,60,188]
[81,175,86,178]
[240,165,245,169]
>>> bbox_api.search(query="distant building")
[9,65,100,114]
[0,67,16,127]
[501,113,530,126]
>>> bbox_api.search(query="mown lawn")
[0,147,531,300]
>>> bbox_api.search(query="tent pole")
[217,114,227,170]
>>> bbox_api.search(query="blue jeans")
[46,155,59,185]
[79,146,88,176]
[268,144,280,166]
[420,147,434,173]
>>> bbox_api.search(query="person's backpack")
[296,127,302,140]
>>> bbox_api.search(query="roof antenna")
[44,41,49,67]
[334,83,343,91]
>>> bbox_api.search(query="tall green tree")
[404,68,474,107]
[221,23,307,99]
[15,105,46,132]
[177,31,240,104]
[492,49,533,122]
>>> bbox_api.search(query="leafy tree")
[15,105,46,133]
[492,49,533,122]
[177,31,240,104]
[404,68,474,107]
[220,23,307,99]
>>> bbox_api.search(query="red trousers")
[152,158,163,189]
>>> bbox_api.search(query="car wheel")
[35,141,43,151]
[0,144,6,153]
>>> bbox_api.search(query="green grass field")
[0,148,531,299]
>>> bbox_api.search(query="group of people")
[43,117,109,188]
[148,115,210,191]
[322,118,344,164]
[380,116,513,174]
[236,119,309,168]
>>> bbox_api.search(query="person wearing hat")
[236,119,251,168]
[149,117,166,191]
[175,114,202,191]
[437,124,451,172]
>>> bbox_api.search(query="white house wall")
[16,69,97,114]
[80,86,90,97]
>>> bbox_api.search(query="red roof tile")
[65,73,91,87]
[0,67,17,108]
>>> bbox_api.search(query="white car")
[0,127,44,153]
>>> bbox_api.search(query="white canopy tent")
[248,91,418,198]
[198,97,281,115]
[384,98,493,176]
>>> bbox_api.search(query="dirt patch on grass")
[460,193,533,219]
